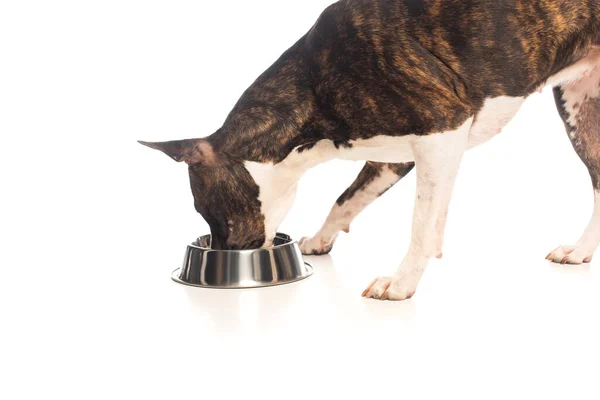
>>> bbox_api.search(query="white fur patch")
[339,136,415,163]
[244,161,299,247]
[468,96,525,148]
[547,191,600,264]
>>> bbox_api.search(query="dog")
[140,0,600,301]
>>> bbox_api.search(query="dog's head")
[139,139,272,250]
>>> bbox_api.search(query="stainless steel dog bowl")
[172,233,313,289]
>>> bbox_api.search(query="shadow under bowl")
[172,233,313,289]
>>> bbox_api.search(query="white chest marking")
[244,161,299,247]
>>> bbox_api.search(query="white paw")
[546,245,593,265]
[298,235,336,256]
[361,273,420,301]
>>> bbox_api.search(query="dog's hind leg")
[549,72,600,264]
[299,162,414,255]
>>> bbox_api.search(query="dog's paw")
[299,235,336,256]
[546,245,593,265]
[361,275,418,301]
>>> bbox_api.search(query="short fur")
[140,0,600,300]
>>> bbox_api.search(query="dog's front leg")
[363,118,473,301]
[299,162,414,256]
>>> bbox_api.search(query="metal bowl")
[172,233,313,289]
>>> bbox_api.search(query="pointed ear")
[138,139,216,165]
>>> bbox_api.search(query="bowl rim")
[187,232,297,253]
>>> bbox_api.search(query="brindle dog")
[140,0,600,301]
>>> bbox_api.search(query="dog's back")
[302,0,600,135]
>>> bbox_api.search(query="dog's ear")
[138,139,217,165]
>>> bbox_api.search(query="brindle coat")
[141,0,600,253]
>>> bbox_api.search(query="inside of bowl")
[272,233,292,246]
[196,235,211,248]
[193,233,292,250]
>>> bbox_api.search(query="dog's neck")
[208,37,320,162]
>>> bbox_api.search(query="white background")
[1,1,599,399]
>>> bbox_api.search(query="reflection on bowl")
[172,233,313,289]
